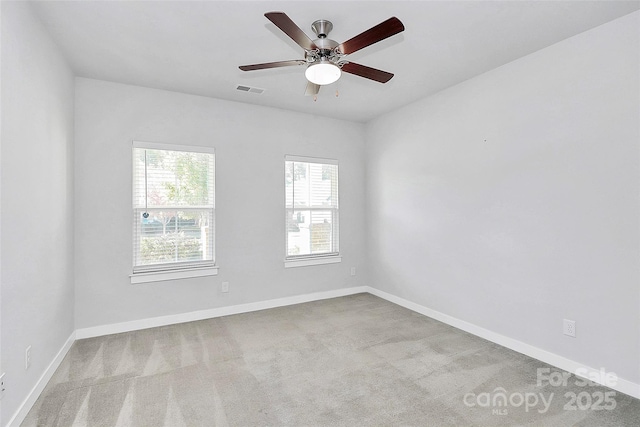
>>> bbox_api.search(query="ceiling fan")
[239,12,405,97]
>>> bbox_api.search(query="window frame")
[130,141,218,283]
[284,155,341,268]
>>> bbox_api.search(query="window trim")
[131,141,216,283]
[132,140,215,155]
[284,256,342,269]
[130,266,218,284]
[284,155,340,267]
[285,155,339,165]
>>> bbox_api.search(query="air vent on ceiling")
[236,85,265,94]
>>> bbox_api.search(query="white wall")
[365,11,640,386]
[74,79,366,329]
[0,3,3,424]
[1,2,75,425]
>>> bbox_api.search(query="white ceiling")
[31,0,640,123]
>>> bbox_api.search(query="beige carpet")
[22,293,640,426]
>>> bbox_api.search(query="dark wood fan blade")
[304,81,320,96]
[239,60,306,71]
[337,17,404,55]
[265,12,318,51]
[341,62,394,83]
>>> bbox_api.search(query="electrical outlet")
[25,345,32,370]
[221,282,229,293]
[563,319,576,337]
[351,267,356,276]
[0,373,6,400]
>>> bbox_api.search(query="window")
[285,155,339,267]
[132,141,216,283]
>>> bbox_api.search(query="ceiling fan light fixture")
[240,13,405,94]
[305,61,341,85]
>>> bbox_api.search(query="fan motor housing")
[313,37,338,50]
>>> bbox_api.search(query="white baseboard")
[76,286,369,339]
[366,287,640,400]
[7,331,76,427]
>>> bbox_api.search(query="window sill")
[284,256,341,269]
[130,266,219,284]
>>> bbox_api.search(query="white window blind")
[132,142,215,274]
[285,155,339,259]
